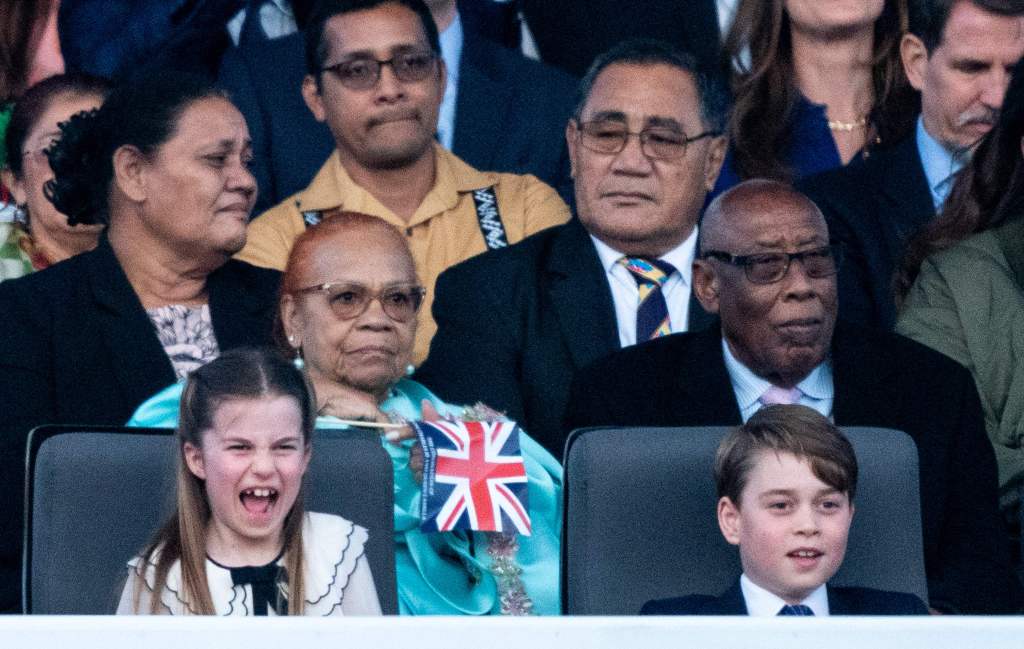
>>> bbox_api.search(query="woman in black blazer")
[0,72,281,613]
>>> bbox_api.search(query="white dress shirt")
[589,228,698,348]
[717,0,739,38]
[227,0,297,44]
[436,12,464,150]
[721,338,834,422]
[740,574,830,616]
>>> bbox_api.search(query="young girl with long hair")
[118,347,382,615]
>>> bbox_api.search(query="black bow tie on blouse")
[228,563,288,616]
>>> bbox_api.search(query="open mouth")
[239,487,279,515]
[788,549,823,559]
[787,548,824,568]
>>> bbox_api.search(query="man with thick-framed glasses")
[564,178,1020,615]
[237,0,571,364]
[418,39,728,458]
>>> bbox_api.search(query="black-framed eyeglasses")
[702,244,843,285]
[320,49,438,90]
[575,119,721,160]
[294,282,427,322]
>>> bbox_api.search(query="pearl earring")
[12,204,28,225]
[406,364,415,377]
[289,336,304,370]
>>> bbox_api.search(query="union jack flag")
[413,419,532,535]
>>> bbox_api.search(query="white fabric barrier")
[2,615,1024,649]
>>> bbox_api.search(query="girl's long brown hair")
[132,348,317,615]
[726,0,917,182]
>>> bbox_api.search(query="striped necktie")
[619,257,676,342]
[778,604,815,616]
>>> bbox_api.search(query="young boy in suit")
[641,404,928,616]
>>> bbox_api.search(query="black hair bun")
[44,108,110,226]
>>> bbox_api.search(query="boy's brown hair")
[715,404,858,506]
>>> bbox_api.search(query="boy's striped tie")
[778,604,815,616]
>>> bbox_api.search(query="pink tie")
[759,385,803,406]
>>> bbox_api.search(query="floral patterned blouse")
[145,304,220,380]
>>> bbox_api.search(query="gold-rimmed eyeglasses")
[293,282,427,322]
[575,119,721,160]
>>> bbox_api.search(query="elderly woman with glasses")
[131,211,562,616]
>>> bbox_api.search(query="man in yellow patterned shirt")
[238,0,569,363]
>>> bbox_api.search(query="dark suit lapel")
[87,238,177,405]
[831,325,899,425]
[827,586,857,615]
[546,220,620,369]
[451,34,512,171]
[206,263,274,350]
[711,580,749,614]
[681,0,724,75]
[668,327,744,425]
[873,136,935,251]
[687,290,717,331]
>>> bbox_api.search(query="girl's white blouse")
[117,511,382,615]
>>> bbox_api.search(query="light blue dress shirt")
[436,13,464,150]
[915,116,965,211]
[721,338,835,422]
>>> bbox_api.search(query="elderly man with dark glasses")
[565,178,1020,615]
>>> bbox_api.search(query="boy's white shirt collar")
[740,574,830,616]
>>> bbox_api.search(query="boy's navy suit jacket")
[640,580,929,616]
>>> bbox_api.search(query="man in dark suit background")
[219,0,577,212]
[797,0,1024,330]
[417,40,728,458]
[565,179,1020,614]
[519,0,727,80]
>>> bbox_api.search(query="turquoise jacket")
[128,378,563,615]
